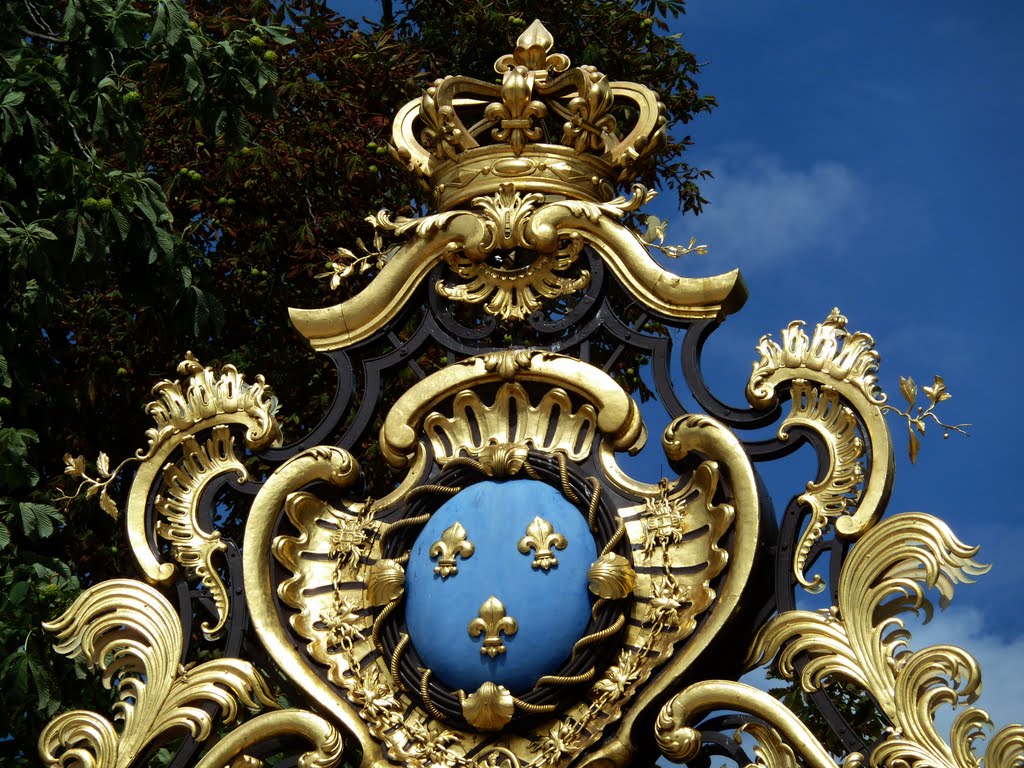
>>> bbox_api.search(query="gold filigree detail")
[749,308,883,405]
[142,352,281,450]
[747,309,893,549]
[641,477,689,559]
[39,579,277,768]
[153,425,242,640]
[746,512,1024,768]
[437,240,590,321]
[476,747,522,768]
[586,553,636,599]
[393,20,664,208]
[481,349,536,380]
[782,380,865,592]
[476,443,530,476]
[430,521,475,578]
[290,188,745,350]
[734,721,801,768]
[485,69,546,157]
[468,596,518,657]
[494,20,571,79]
[463,682,515,731]
[518,516,567,570]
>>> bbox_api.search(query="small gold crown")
[392,20,667,212]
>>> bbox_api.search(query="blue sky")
[341,0,1023,730]
[670,1,1024,729]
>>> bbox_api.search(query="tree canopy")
[0,0,717,761]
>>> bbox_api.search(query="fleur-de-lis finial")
[517,516,567,570]
[429,521,475,578]
[468,596,518,657]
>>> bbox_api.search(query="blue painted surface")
[404,479,596,694]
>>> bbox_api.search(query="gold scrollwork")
[747,308,894,588]
[59,354,281,598]
[290,190,746,351]
[38,579,277,768]
[430,521,475,577]
[653,680,839,768]
[193,710,344,768]
[518,516,567,570]
[154,424,241,639]
[468,596,519,657]
[746,512,1023,768]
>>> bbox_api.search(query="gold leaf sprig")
[637,215,709,259]
[58,450,129,519]
[317,227,398,289]
[880,375,969,463]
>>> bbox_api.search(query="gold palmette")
[40,18,1017,768]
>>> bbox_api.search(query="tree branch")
[17,25,67,44]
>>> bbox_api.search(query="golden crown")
[392,20,668,212]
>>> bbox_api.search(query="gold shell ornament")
[587,553,637,599]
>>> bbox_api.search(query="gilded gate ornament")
[41,19,1018,768]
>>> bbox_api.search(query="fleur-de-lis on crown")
[517,516,567,570]
[468,596,518,657]
[429,521,475,578]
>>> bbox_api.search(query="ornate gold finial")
[517,516,568,570]
[468,596,518,657]
[391,20,667,211]
[494,20,570,79]
[429,522,475,578]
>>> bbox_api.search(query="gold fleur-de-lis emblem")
[467,596,518,657]
[517,516,567,570]
[429,521,475,578]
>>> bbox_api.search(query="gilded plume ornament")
[41,18,1014,768]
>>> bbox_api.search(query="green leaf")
[154,226,175,256]
[0,520,10,549]
[165,0,191,47]
[18,502,64,540]
[111,207,130,240]
[62,0,86,38]
[151,0,168,45]
[7,580,28,605]
[72,219,88,260]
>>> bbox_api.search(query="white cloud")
[675,147,864,273]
